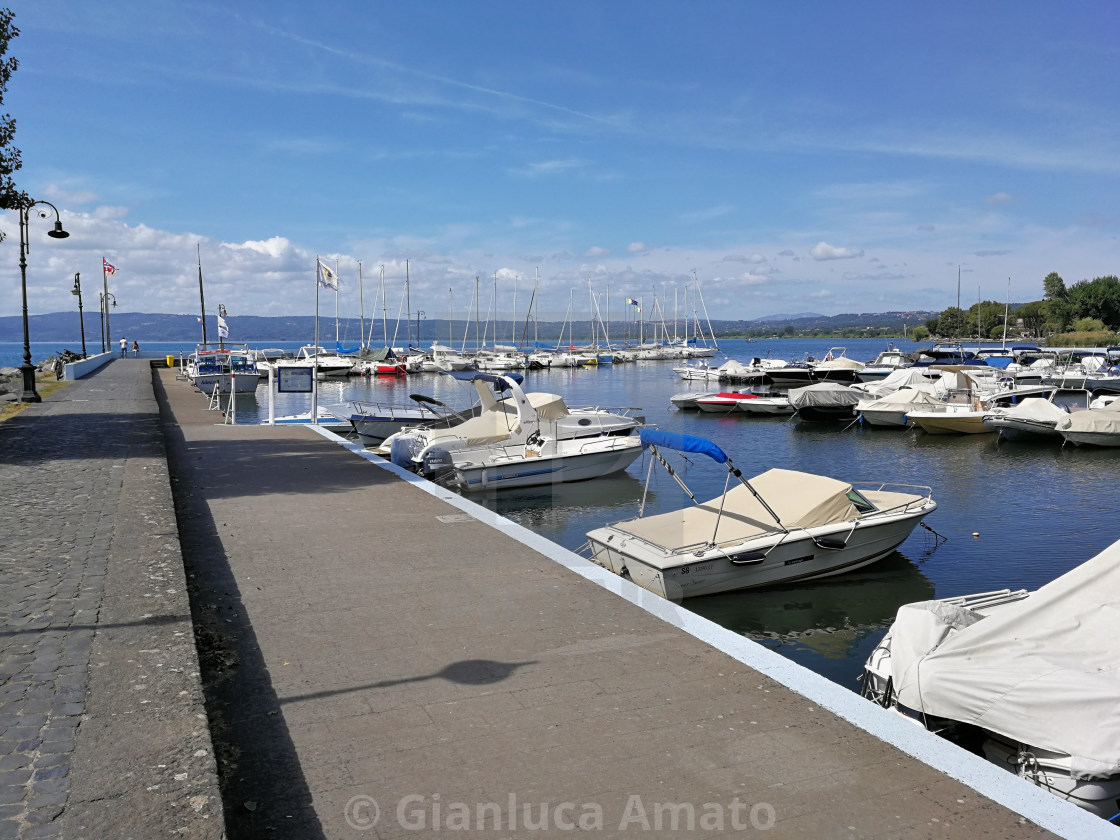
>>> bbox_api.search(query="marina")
[108,335,1120,691]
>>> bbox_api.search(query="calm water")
[19,337,1120,690]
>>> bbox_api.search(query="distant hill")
[0,310,939,344]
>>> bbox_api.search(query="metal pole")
[99,294,106,353]
[18,206,39,402]
[102,261,112,353]
[73,273,87,357]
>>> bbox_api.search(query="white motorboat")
[906,371,1056,435]
[1055,398,1120,447]
[188,344,260,395]
[693,391,762,413]
[272,345,354,378]
[385,374,643,491]
[348,394,472,445]
[860,538,1120,818]
[982,392,1088,441]
[669,390,721,411]
[429,343,472,371]
[856,345,910,383]
[585,430,936,600]
[811,347,865,384]
[856,387,942,428]
[735,394,794,415]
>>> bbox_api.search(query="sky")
[3,1,1120,326]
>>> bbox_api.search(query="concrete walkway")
[151,366,1067,840]
[0,360,222,839]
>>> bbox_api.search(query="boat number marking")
[679,563,712,576]
[783,555,814,566]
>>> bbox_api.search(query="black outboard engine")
[420,447,456,483]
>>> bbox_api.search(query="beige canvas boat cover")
[613,468,857,560]
[1055,398,1120,435]
[527,392,569,419]
[814,357,865,371]
[890,538,1120,779]
[857,387,941,412]
[859,368,937,398]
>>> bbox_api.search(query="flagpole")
[102,258,111,352]
[334,258,340,348]
[313,258,320,424]
[315,257,321,353]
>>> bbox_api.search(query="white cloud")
[985,192,1013,203]
[584,246,610,258]
[809,241,864,261]
[626,242,647,253]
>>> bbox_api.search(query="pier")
[1,359,1107,838]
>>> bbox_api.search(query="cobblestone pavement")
[0,361,222,839]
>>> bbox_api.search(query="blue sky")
[4,1,1119,325]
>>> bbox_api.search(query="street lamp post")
[18,200,70,403]
[70,272,87,358]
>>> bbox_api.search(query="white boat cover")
[1055,399,1120,435]
[858,368,937,398]
[856,387,942,412]
[526,392,569,419]
[988,398,1068,427]
[613,468,858,556]
[788,382,861,408]
[890,538,1120,779]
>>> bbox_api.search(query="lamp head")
[47,220,69,239]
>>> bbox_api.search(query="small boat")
[586,430,936,600]
[811,347,865,383]
[1055,398,1120,447]
[856,387,941,428]
[348,394,472,445]
[189,344,260,395]
[788,382,861,421]
[693,391,760,413]
[735,394,794,415]
[983,392,1087,441]
[386,373,643,491]
[856,345,910,383]
[669,391,721,411]
[273,345,354,378]
[860,538,1120,818]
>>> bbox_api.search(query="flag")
[103,259,117,275]
[626,298,638,306]
[218,304,227,317]
[196,317,203,324]
[217,315,229,339]
[318,260,338,291]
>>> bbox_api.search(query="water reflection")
[685,551,935,660]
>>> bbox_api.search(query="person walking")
[119,337,127,358]
[131,340,139,357]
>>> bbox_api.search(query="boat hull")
[455,439,643,491]
[587,504,934,600]
[908,412,992,434]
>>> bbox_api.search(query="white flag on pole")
[318,260,339,291]
[217,315,229,338]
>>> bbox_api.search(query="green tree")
[1014,301,1046,336]
[937,307,967,338]
[924,316,939,335]
[0,7,25,228]
[1067,275,1120,329]
[1043,271,1067,301]
[909,325,929,342]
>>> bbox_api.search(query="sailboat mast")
[358,261,365,350]
[197,243,207,344]
[1002,277,1011,348]
[380,265,388,348]
[405,259,412,348]
[449,287,453,345]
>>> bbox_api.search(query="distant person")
[119,337,127,358]
[132,340,139,357]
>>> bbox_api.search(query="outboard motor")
[390,437,416,470]
[420,447,456,483]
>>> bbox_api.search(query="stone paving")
[0,361,222,839]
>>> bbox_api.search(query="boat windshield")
[846,488,876,513]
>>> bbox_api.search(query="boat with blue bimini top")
[585,430,937,600]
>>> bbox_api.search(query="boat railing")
[850,481,935,513]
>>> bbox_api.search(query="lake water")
[15,337,1119,691]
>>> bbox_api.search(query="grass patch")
[0,375,74,423]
